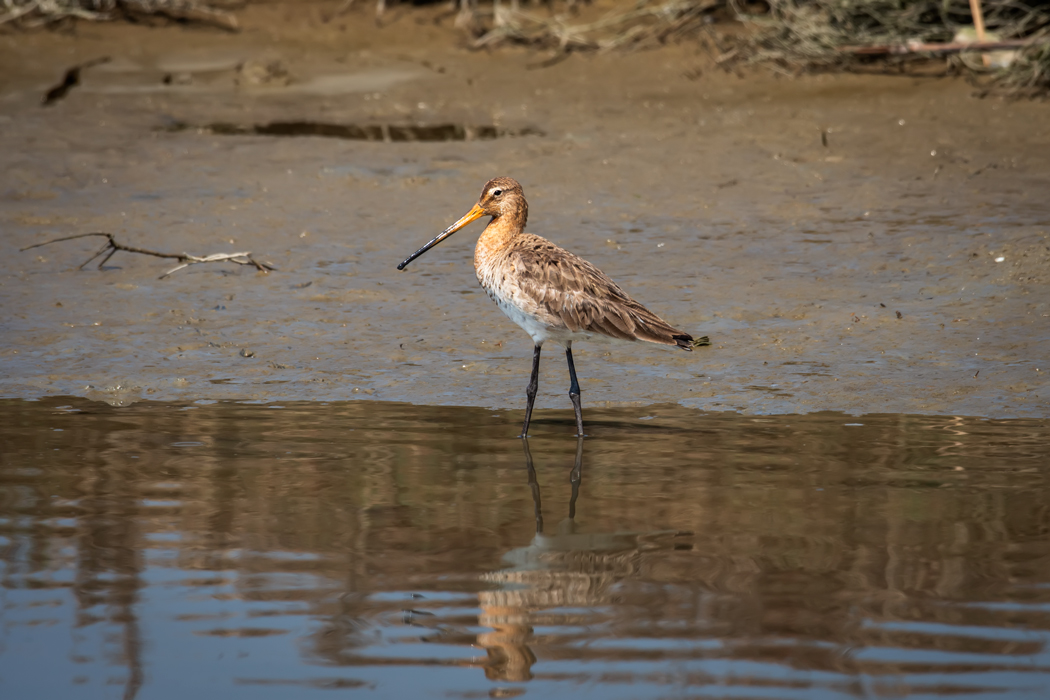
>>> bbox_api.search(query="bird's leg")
[521,438,543,534]
[568,436,583,520]
[520,343,542,438]
[565,345,584,437]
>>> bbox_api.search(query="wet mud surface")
[2,397,1050,698]
[1,4,1049,416]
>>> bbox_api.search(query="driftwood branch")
[21,232,275,279]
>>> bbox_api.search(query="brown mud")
[1,2,1048,416]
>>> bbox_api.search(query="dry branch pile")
[737,0,1050,94]
[460,0,1050,93]
[472,0,722,51]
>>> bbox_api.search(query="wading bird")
[397,177,705,438]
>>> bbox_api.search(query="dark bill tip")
[395,203,485,273]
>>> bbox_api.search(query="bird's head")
[474,176,527,221]
[397,177,527,271]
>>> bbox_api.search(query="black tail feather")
[672,333,710,351]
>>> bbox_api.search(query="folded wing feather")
[508,236,686,347]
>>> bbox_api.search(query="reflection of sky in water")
[2,399,1049,698]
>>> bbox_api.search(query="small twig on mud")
[970,0,991,66]
[21,232,275,279]
[42,56,110,106]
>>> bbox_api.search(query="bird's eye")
[492,189,502,197]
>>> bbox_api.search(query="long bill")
[396,203,486,270]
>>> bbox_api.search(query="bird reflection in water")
[472,439,688,682]
[475,438,581,681]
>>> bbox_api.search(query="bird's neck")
[475,211,525,269]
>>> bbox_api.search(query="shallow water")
[3,398,1049,698]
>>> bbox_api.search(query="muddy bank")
[1,3,1048,416]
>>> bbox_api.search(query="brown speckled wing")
[507,235,691,348]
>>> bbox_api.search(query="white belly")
[481,276,612,348]
[501,299,556,343]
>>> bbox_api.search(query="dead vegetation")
[3,0,1049,94]
[0,0,239,30]
[470,0,722,51]
[736,1,1050,95]
[467,0,1050,94]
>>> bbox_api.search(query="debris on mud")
[437,0,1050,95]
[5,1,1049,94]
[734,0,1050,96]
[471,0,723,52]
[42,56,110,106]
[0,0,238,31]
[235,58,293,88]
[21,232,275,278]
[163,120,544,141]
